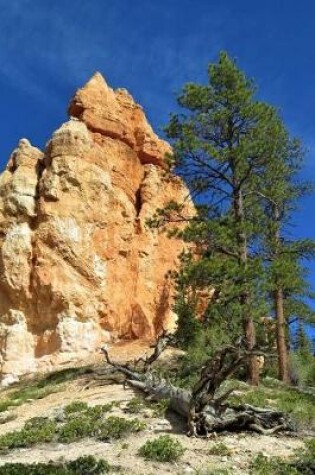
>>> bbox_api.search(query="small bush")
[125,397,144,414]
[0,419,57,451]
[98,416,146,441]
[0,402,146,451]
[208,442,231,457]
[64,401,89,414]
[67,456,111,474]
[0,455,110,474]
[197,470,230,475]
[60,403,115,441]
[24,417,51,430]
[138,435,185,462]
[58,413,99,443]
[251,453,299,475]
[151,399,170,418]
[293,438,315,474]
[290,352,315,387]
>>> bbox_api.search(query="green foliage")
[170,325,233,388]
[98,416,146,441]
[230,383,315,430]
[251,442,315,475]
[163,52,294,374]
[150,399,170,418]
[138,435,185,462]
[196,470,230,475]
[0,419,57,451]
[0,456,110,474]
[251,453,299,475]
[58,412,98,443]
[0,400,146,452]
[208,442,232,457]
[159,50,315,385]
[0,367,91,414]
[124,397,144,414]
[296,438,315,471]
[59,403,116,442]
[0,383,60,413]
[174,297,202,349]
[64,400,89,414]
[290,351,315,387]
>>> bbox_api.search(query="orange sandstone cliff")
[0,73,194,383]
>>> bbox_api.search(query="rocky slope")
[0,353,306,475]
[0,73,194,383]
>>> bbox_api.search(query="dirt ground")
[0,343,307,474]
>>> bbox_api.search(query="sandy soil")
[0,343,306,474]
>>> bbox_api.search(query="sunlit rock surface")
[0,73,194,381]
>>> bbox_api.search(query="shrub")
[66,456,111,474]
[293,438,315,474]
[208,442,232,457]
[60,403,115,441]
[138,435,185,462]
[0,404,146,451]
[124,397,144,414]
[290,352,315,387]
[251,453,299,475]
[197,470,230,475]
[64,401,89,414]
[98,416,146,441]
[150,399,170,418]
[0,419,57,451]
[0,456,110,474]
[58,413,99,442]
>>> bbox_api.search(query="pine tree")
[255,132,315,383]
[164,52,293,384]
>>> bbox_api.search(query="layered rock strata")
[0,73,193,381]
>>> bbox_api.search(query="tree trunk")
[244,316,260,385]
[275,288,290,384]
[273,205,291,385]
[233,184,259,385]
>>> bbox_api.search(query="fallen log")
[100,339,294,437]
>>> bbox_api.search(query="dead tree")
[100,339,294,437]
[134,330,175,372]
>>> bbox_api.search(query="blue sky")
[1,0,314,333]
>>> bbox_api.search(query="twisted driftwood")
[100,336,294,437]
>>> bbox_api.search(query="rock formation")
[0,73,194,382]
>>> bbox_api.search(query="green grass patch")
[0,366,93,414]
[251,440,315,475]
[251,453,299,475]
[138,435,185,462]
[0,455,110,474]
[0,384,59,413]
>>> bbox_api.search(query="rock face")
[0,73,194,380]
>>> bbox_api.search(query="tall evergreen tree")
[161,52,314,385]
[164,52,286,384]
[255,132,315,383]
